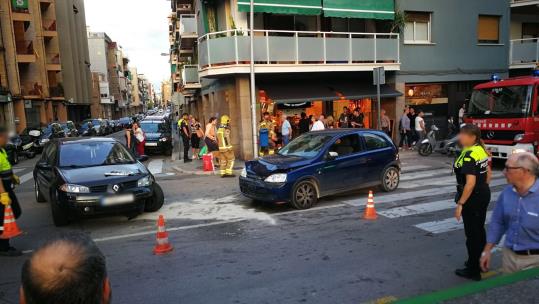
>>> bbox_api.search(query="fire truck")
[465,70,539,159]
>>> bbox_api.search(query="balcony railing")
[49,86,64,98]
[510,38,539,67]
[198,29,400,70]
[42,19,57,31]
[179,14,197,38]
[181,65,200,86]
[46,52,60,64]
[15,40,34,55]
[510,0,539,7]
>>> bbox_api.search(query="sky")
[84,0,171,90]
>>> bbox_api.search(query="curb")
[395,267,539,304]
[171,165,244,176]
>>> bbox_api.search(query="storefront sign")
[405,83,448,105]
[277,102,312,109]
[11,0,28,9]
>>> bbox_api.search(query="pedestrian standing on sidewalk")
[179,113,191,163]
[311,115,325,131]
[414,110,426,147]
[124,123,137,156]
[298,112,310,135]
[205,117,219,164]
[281,114,292,146]
[381,109,391,137]
[453,124,491,281]
[133,122,145,156]
[408,107,417,145]
[399,107,411,150]
[480,152,539,274]
[190,117,202,160]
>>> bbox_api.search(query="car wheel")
[35,181,46,203]
[145,183,164,212]
[50,191,69,226]
[418,143,432,156]
[381,166,400,192]
[291,180,317,210]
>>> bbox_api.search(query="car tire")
[145,183,164,212]
[35,181,46,203]
[418,143,432,156]
[381,166,400,192]
[50,191,69,227]
[291,180,317,210]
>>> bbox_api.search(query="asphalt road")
[0,139,510,304]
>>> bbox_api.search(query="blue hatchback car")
[239,129,400,209]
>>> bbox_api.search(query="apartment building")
[161,80,172,108]
[0,0,67,132]
[88,32,115,119]
[117,46,131,116]
[0,22,14,132]
[129,66,142,113]
[56,0,92,122]
[395,0,510,136]
[508,0,539,76]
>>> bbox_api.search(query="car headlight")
[159,137,168,142]
[240,168,247,178]
[137,176,152,187]
[514,133,525,142]
[265,173,287,183]
[59,184,90,193]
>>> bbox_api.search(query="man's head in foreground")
[504,152,539,186]
[20,233,110,304]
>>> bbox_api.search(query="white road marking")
[19,172,34,184]
[401,169,452,181]
[414,211,493,234]
[378,192,502,219]
[343,178,507,207]
[401,164,434,172]
[399,171,504,189]
[147,159,164,175]
[13,168,24,173]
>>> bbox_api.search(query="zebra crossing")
[343,162,508,236]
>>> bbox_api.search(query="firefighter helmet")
[220,115,230,125]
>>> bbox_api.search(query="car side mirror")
[328,151,339,160]
[36,162,52,170]
[137,155,149,162]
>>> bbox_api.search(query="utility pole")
[249,0,258,159]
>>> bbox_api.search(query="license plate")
[145,142,158,147]
[102,194,135,206]
[488,147,498,153]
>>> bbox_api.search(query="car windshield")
[140,122,165,133]
[468,85,533,118]
[59,141,135,168]
[278,133,333,159]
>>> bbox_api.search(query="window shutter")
[406,12,430,23]
[478,16,499,42]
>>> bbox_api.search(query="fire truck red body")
[465,73,539,159]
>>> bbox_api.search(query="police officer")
[217,115,235,177]
[0,127,22,256]
[258,112,276,156]
[453,124,491,281]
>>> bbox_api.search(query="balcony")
[49,86,64,98]
[510,38,539,69]
[21,83,43,98]
[510,0,539,7]
[198,29,400,77]
[15,40,36,63]
[179,14,197,39]
[181,65,201,90]
[42,19,58,37]
[46,53,61,71]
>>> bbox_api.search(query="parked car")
[33,137,164,226]
[102,119,114,135]
[239,129,401,209]
[139,116,173,155]
[80,119,106,136]
[59,121,79,137]
[35,123,66,153]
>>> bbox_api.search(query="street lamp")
[249,0,258,158]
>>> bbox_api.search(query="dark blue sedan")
[239,129,400,209]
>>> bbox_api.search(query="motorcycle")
[7,134,36,164]
[418,124,459,157]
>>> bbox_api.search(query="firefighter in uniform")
[0,127,22,256]
[258,112,276,156]
[453,124,491,281]
[217,115,235,177]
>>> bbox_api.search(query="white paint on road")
[400,169,451,181]
[400,164,434,172]
[19,172,34,184]
[147,159,164,175]
[379,191,502,219]
[414,211,493,234]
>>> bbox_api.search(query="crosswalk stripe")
[401,164,434,172]
[343,178,507,207]
[379,191,502,219]
[414,211,493,234]
[13,168,24,174]
[399,171,504,189]
[19,172,33,184]
[147,159,164,175]
[400,170,452,181]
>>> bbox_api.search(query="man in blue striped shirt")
[481,152,539,273]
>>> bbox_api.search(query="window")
[329,134,362,157]
[478,15,500,44]
[363,133,389,150]
[404,12,431,43]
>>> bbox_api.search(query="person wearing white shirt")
[311,115,325,131]
[414,110,426,147]
[281,114,292,145]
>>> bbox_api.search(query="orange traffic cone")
[0,204,22,239]
[363,190,378,220]
[153,215,173,255]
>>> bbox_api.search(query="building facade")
[88,32,115,118]
[508,0,539,76]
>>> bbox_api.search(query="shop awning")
[238,0,322,15]
[322,0,395,20]
[260,81,402,104]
